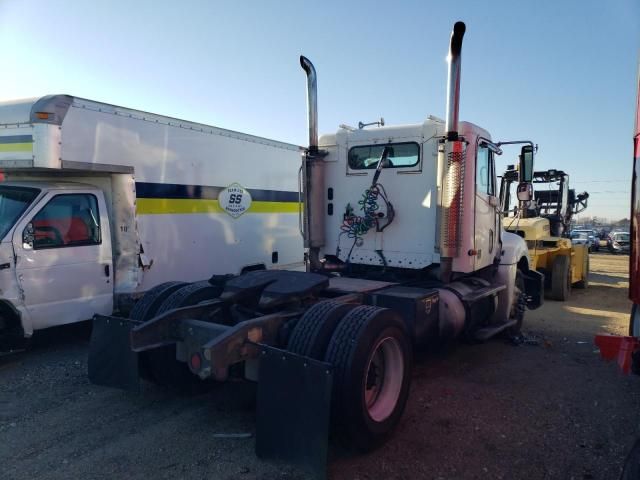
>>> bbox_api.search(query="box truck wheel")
[287,300,356,359]
[130,281,188,321]
[550,255,571,301]
[145,282,223,389]
[0,307,26,352]
[574,253,589,289]
[324,305,412,452]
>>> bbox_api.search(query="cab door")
[13,189,113,330]
[474,142,499,270]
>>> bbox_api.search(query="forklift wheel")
[129,281,188,321]
[325,305,412,452]
[287,300,356,359]
[550,255,571,301]
[574,253,589,289]
[145,282,222,390]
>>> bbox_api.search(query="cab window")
[348,142,420,170]
[31,194,101,249]
[476,146,495,196]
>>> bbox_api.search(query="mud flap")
[522,269,544,309]
[255,345,333,480]
[88,315,140,391]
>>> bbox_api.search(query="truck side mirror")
[23,223,34,250]
[519,145,534,183]
[516,182,533,202]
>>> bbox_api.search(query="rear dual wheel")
[131,281,221,390]
[145,281,222,389]
[287,300,357,359]
[326,305,412,451]
[288,302,412,452]
[129,281,188,321]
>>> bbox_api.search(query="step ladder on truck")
[88,22,544,476]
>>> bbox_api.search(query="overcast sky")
[0,0,637,220]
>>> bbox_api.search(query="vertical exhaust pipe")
[439,22,467,283]
[300,56,325,270]
[445,22,466,140]
[300,56,318,152]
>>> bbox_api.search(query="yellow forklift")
[499,144,589,300]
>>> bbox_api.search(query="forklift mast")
[500,167,589,237]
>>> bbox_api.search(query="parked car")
[608,231,630,254]
[571,230,597,252]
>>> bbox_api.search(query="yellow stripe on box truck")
[136,198,300,215]
[0,143,33,153]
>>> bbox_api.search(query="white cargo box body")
[0,95,303,334]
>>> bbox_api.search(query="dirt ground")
[1,253,638,480]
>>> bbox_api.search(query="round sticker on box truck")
[219,183,252,218]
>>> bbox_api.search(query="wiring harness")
[340,184,393,239]
[337,182,395,266]
[336,146,396,265]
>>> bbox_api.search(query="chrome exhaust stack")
[445,22,466,141]
[299,56,325,270]
[300,56,319,152]
[439,22,467,283]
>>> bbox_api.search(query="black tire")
[630,303,640,337]
[324,305,412,452]
[574,253,589,289]
[621,438,640,480]
[145,282,223,389]
[156,281,223,314]
[550,255,571,301]
[129,282,188,381]
[287,300,356,359]
[130,281,188,321]
[0,310,28,352]
[505,270,526,338]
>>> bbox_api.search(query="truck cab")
[0,181,112,345]
[317,120,502,275]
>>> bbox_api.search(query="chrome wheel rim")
[364,336,404,422]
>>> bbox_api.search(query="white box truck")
[0,95,303,349]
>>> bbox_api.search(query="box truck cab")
[0,95,304,349]
[0,181,113,339]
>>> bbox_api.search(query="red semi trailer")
[631,62,640,330]
[594,63,640,371]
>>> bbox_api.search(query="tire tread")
[288,300,354,358]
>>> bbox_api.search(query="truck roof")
[0,94,301,152]
[0,180,98,190]
[319,119,489,147]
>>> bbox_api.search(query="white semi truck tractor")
[89,21,543,473]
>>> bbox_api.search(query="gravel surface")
[1,253,638,479]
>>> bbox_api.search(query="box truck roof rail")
[0,95,302,175]
[0,94,301,151]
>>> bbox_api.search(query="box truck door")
[13,190,113,330]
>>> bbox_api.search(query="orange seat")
[33,217,90,245]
